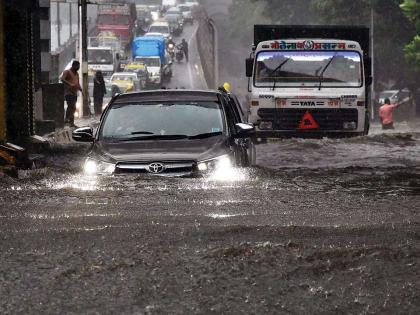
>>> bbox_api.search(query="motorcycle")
[175,46,184,63]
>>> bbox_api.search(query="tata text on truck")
[132,35,172,86]
[96,3,136,47]
[246,25,372,137]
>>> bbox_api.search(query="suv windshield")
[255,51,362,87]
[100,102,225,140]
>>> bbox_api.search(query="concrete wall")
[195,7,216,89]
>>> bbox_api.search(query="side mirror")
[246,58,254,78]
[234,123,255,138]
[72,127,94,142]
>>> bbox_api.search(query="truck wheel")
[363,112,370,136]
[246,142,257,166]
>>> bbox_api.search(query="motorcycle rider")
[166,36,176,61]
[166,36,176,50]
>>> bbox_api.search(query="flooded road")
[1,125,420,313]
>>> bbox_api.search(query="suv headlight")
[197,154,232,172]
[84,159,115,175]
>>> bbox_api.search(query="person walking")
[379,98,401,130]
[179,38,189,62]
[93,70,106,116]
[60,60,82,127]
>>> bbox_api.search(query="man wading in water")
[379,98,401,130]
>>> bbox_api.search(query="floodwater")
[1,124,420,314]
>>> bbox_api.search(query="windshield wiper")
[188,132,223,139]
[318,54,337,90]
[268,58,290,91]
[120,134,189,141]
[130,131,154,135]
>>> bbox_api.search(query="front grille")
[257,108,358,130]
[115,161,195,175]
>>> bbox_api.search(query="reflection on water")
[46,174,99,191]
[1,128,420,200]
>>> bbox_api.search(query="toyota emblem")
[147,162,166,174]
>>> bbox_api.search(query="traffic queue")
[87,0,199,114]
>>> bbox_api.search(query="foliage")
[401,0,420,73]
[405,35,420,72]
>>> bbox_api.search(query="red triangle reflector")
[298,111,319,130]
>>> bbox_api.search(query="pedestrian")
[180,38,189,62]
[379,98,401,130]
[60,60,82,127]
[93,70,106,116]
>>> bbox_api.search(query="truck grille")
[115,161,195,175]
[257,108,359,130]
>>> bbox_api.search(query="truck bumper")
[255,130,363,139]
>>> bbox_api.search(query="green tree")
[401,0,420,72]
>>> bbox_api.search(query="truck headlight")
[84,159,115,175]
[197,155,232,173]
[259,121,273,130]
[343,121,357,130]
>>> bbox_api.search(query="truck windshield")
[88,50,113,64]
[255,51,362,88]
[135,57,160,67]
[100,102,225,140]
[98,15,130,25]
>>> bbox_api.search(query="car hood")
[91,136,231,163]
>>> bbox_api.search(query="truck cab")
[132,36,172,86]
[246,25,372,138]
[87,46,118,78]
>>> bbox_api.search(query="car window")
[100,101,226,139]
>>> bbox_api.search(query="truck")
[87,46,119,78]
[132,36,172,86]
[97,3,136,47]
[246,25,372,138]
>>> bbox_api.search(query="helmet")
[223,82,231,92]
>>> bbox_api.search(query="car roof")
[112,90,222,104]
[150,22,169,26]
[112,72,136,76]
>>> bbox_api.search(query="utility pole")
[80,0,89,117]
[0,0,6,143]
[371,0,375,121]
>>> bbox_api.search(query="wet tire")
[363,112,370,136]
[246,142,257,166]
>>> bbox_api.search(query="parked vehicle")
[72,90,256,176]
[378,89,411,105]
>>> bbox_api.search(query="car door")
[223,94,251,166]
